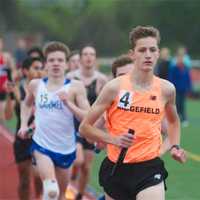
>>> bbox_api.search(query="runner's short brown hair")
[129,26,160,49]
[43,41,70,61]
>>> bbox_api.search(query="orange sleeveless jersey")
[106,74,165,163]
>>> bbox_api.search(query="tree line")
[1,0,200,57]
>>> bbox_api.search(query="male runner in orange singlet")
[80,26,186,200]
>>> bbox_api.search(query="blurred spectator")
[156,47,171,80]
[168,50,192,127]
[15,38,27,69]
[67,50,81,72]
[0,37,16,123]
[171,46,192,69]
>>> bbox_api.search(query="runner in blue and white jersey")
[18,41,90,200]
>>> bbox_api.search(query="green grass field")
[5,99,200,199]
[90,99,200,199]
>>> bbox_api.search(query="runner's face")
[116,64,133,77]
[45,51,67,78]
[29,60,44,80]
[81,47,96,69]
[130,37,159,72]
[68,54,80,71]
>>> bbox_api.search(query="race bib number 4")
[118,90,133,109]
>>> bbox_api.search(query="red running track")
[0,125,38,200]
[0,125,97,200]
[0,125,20,200]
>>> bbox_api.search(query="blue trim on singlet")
[42,77,71,85]
[43,77,48,83]
[64,79,71,85]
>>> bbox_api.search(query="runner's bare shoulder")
[70,79,86,93]
[100,76,121,99]
[160,78,176,101]
[96,70,108,82]
[66,69,79,80]
[29,79,41,96]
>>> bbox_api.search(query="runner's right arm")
[18,79,39,139]
[79,79,134,148]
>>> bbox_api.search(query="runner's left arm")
[164,81,186,163]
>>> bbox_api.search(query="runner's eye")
[138,48,146,53]
[150,48,157,52]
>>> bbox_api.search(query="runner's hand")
[112,133,135,148]
[17,127,30,139]
[57,91,69,106]
[170,147,187,163]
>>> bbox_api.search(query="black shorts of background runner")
[76,136,95,151]
[99,157,168,200]
[74,116,95,151]
[0,92,7,101]
[13,136,32,163]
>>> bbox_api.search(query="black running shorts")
[13,136,32,163]
[99,157,168,200]
[77,136,95,151]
